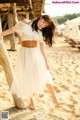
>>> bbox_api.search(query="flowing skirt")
[10,47,53,98]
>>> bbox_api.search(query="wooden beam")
[0,8,32,14]
[0,0,29,3]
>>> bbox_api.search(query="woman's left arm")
[40,42,49,69]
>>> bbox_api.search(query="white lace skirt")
[10,47,53,98]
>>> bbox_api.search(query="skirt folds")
[11,47,53,98]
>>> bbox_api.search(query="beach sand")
[0,37,80,120]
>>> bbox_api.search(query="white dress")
[10,21,53,98]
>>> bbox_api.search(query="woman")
[1,15,59,110]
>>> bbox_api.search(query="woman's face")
[37,18,49,30]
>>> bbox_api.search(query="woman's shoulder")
[21,19,31,24]
[12,20,31,32]
[16,20,32,29]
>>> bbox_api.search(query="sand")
[0,37,80,120]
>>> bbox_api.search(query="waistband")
[21,40,37,48]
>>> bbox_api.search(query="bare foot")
[29,98,35,110]
[29,104,35,110]
[53,100,61,107]
[46,84,61,107]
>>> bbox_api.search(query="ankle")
[29,104,35,110]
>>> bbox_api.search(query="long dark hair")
[31,15,56,47]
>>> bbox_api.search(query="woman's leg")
[29,98,35,110]
[46,83,59,106]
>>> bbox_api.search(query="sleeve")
[12,21,23,33]
[39,31,45,44]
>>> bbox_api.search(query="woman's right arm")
[1,28,14,37]
[1,21,24,37]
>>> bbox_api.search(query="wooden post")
[41,0,46,14]
[0,14,14,87]
[26,12,29,19]
[12,3,18,24]
[12,3,22,44]
[0,15,25,108]
[8,13,16,51]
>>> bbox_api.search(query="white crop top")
[12,21,44,43]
